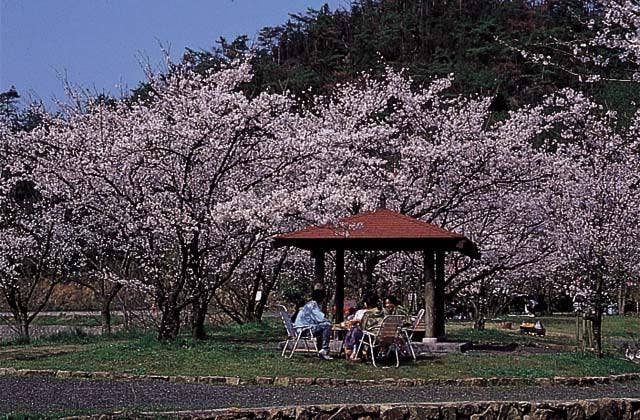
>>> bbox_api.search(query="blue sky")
[1,0,347,108]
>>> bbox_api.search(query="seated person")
[345,306,357,322]
[343,302,365,359]
[293,289,333,360]
[361,295,410,333]
[345,298,383,359]
[383,295,409,319]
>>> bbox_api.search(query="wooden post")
[312,249,325,286]
[435,250,446,339]
[335,248,345,323]
[423,250,436,340]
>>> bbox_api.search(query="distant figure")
[524,298,537,317]
[294,289,333,360]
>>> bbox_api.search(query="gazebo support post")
[435,251,446,339]
[423,250,436,341]
[312,250,325,286]
[335,248,345,322]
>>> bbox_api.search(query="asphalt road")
[1,376,639,415]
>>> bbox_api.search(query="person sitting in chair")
[383,295,409,318]
[293,288,333,360]
[343,297,378,360]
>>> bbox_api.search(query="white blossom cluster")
[1,48,638,338]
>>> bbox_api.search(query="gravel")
[1,376,640,415]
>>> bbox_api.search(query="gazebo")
[273,208,479,340]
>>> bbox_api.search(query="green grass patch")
[0,331,638,381]
[0,316,638,382]
[208,318,285,343]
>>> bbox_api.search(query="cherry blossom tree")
[0,121,77,341]
[48,60,314,341]
[593,0,640,75]
[271,68,556,332]
[540,90,640,356]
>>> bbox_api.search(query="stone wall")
[78,398,640,419]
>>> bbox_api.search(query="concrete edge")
[1,366,639,388]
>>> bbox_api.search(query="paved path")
[1,376,639,415]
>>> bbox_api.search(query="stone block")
[357,379,377,386]
[535,378,553,387]
[529,408,557,420]
[578,377,596,386]
[255,376,274,385]
[224,376,241,385]
[18,369,56,377]
[348,405,368,417]
[560,376,579,386]
[91,371,113,380]
[294,377,315,385]
[396,378,415,387]
[330,378,346,386]
[315,377,332,386]
[380,405,408,420]
[69,371,92,378]
[439,403,458,420]
[327,406,350,420]
[274,376,291,386]
[296,405,324,420]
[598,398,622,420]
[470,378,487,387]
[457,402,484,417]
[145,375,169,382]
[582,400,599,418]
[197,376,225,384]
[408,405,440,419]
[0,367,17,376]
[413,378,427,386]
[486,377,501,386]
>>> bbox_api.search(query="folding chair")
[277,305,318,358]
[355,315,405,368]
[403,308,425,361]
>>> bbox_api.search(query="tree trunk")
[592,311,603,357]
[473,313,485,330]
[191,295,208,340]
[99,283,123,335]
[19,318,30,343]
[593,271,604,358]
[618,284,626,315]
[101,303,112,335]
[158,301,181,342]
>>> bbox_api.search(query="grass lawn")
[0,315,638,381]
[448,315,640,351]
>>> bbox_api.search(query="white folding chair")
[277,305,318,358]
[356,315,405,368]
[403,308,425,361]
